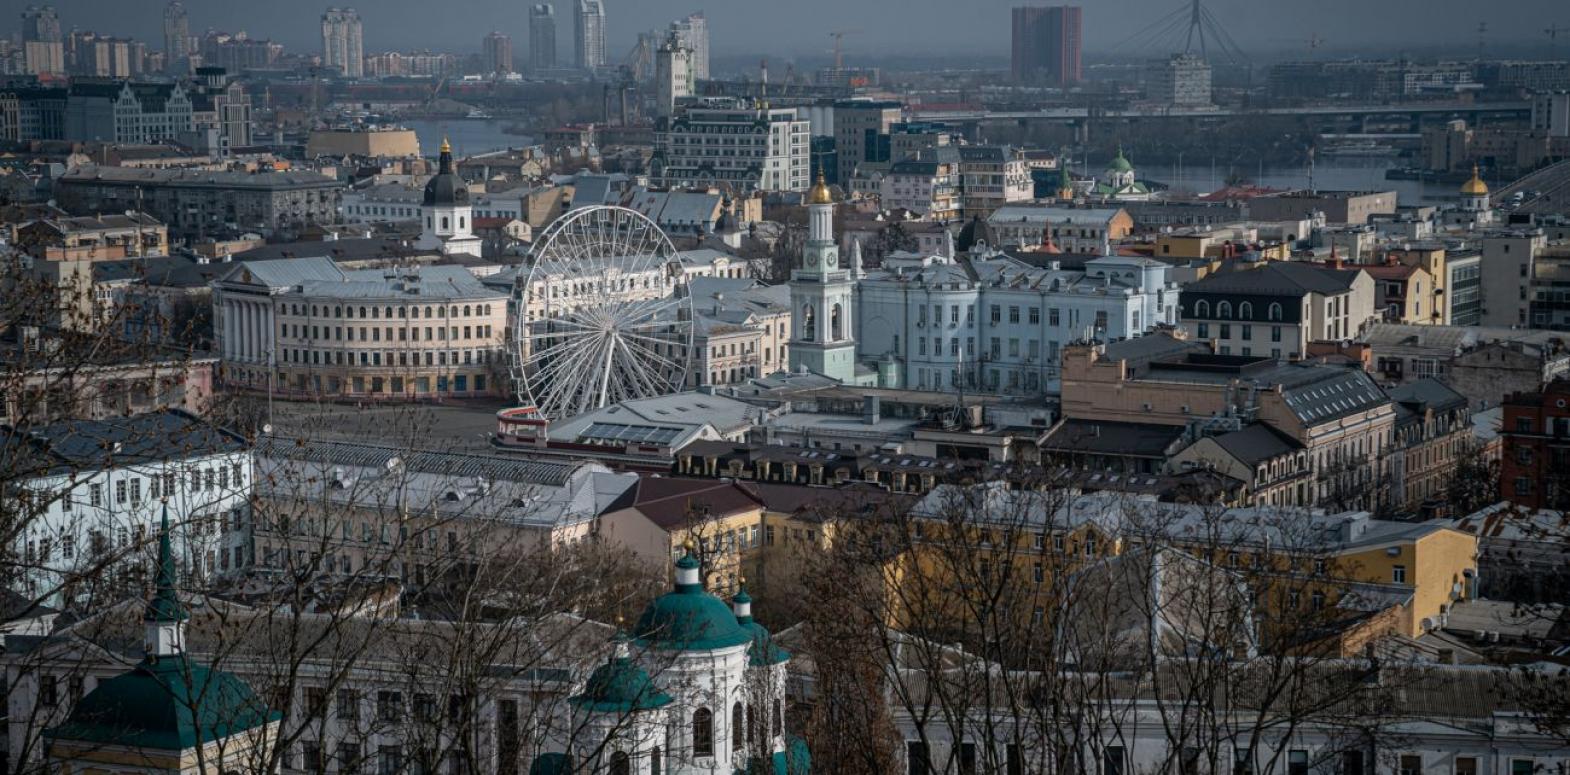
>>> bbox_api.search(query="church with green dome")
[42,506,280,774]
[1092,148,1153,201]
[539,550,810,775]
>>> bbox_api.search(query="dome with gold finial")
[1460,164,1488,196]
[806,171,835,205]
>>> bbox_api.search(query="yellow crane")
[828,29,862,70]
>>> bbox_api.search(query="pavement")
[263,398,512,454]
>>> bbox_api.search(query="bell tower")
[788,172,858,383]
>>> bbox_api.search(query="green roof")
[570,653,673,713]
[45,655,278,750]
[1107,149,1134,173]
[634,554,752,651]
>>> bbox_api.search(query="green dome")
[571,653,673,713]
[743,621,791,667]
[45,655,278,751]
[732,587,789,667]
[635,555,752,651]
[1106,149,1134,173]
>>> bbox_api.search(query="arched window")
[732,702,744,749]
[610,752,630,775]
[359,307,367,319]
[830,303,843,341]
[801,305,816,341]
[693,708,714,757]
[1194,300,1210,318]
[651,747,661,775]
[746,705,756,744]
[1269,303,1283,321]
[1217,301,1232,319]
[459,216,466,230]
[771,700,782,739]
[441,216,450,230]
[1239,302,1253,319]
[464,305,472,317]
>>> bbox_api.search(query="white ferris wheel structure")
[508,205,695,420]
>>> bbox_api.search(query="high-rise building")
[320,7,364,78]
[1011,5,1081,86]
[483,31,513,75]
[529,4,557,72]
[1146,53,1212,107]
[670,12,709,82]
[163,1,190,70]
[832,100,903,185]
[653,31,693,119]
[575,0,606,71]
[20,5,64,76]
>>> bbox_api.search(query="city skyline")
[8,0,1567,63]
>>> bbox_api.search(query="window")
[733,702,744,748]
[1510,761,1533,775]
[1288,751,1308,775]
[337,688,359,720]
[1399,755,1422,775]
[378,691,402,722]
[1455,758,1478,775]
[1104,746,1126,775]
[1338,751,1367,775]
[610,752,630,775]
[1198,323,1210,339]
[305,686,328,718]
[339,742,361,775]
[692,708,714,757]
[907,742,930,775]
[1392,565,1407,584]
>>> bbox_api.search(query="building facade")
[3,410,252,608]
[575,0,606,71]
[56,166,342,240]
[1178,262,1376,361]
[1011,4,1081,86]
[652,102,810,193]
[529,4,557,71]
[856,253,1176,394]
[63,80,193,144]
[320,7,364,78]
[1499,378,1570,510]
[482,31,513,75]
[212,258,508,400]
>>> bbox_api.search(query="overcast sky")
[7,0,1565,61]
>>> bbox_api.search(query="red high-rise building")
[1500,379,1570,509]
[1011,5,1082,86]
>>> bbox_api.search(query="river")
[403,119,534,156]
[1110,158,1466,206]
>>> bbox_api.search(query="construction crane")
[827,29,862,70]
[1547,25,1570,61]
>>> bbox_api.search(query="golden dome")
[806,171,835,205]
[1460,164,1488,196]
[440,136,452,155]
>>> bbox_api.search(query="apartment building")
[1178,261,1376,360]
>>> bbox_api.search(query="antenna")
[1476,21,1488,61]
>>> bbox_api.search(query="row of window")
[282,324,494,344]
[284,303,494,320]
[1191,299,1287,321]
[282,348,492,368]
[52,463,245,513]
[1195,323,1285,342]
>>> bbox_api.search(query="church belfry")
[788,172,858,383]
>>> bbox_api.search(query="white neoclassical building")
[3,409,253,608]
[854,245,1177,395]
[212,257,509,399]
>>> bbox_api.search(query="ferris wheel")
[509,205,694,420]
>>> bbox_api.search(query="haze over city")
[4,1,1570,774]
[8,0,1567,58]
